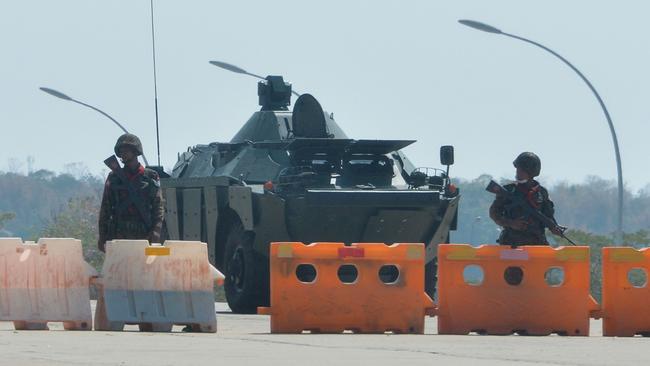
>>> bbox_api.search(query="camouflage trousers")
[107,219,150,241]
[497,228,549,247]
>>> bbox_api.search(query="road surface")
[0,303,647,366]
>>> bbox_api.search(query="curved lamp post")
[459,19,624,245]
[209,60,301,97]
[40,87,150,166]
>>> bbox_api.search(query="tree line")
[1,170,648,299]
[452,174,650,245]
[3,170,649,246]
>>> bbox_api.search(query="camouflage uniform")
[489,180,556,246]
[97,134,164,251]
[489,152,558,246]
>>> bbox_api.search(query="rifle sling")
[111,170,152,230]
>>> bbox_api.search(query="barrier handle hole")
[295,264,317,283]
[337,264,358,284]
[462,265,484,286]
[544,267,565,287]
[378,265,400,284]
[628,268,648,288]
[504,267,524,286]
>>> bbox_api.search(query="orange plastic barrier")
[437,244,598,336]
[258,242,435,334]
[601,247,650,336]
[0,238,96,330]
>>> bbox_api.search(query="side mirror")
[440,145,454,166]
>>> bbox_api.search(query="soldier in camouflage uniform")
[489,152,563,246]
[97,134,164,252]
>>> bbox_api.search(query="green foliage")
[40,196,104,271]
[450,174,650,301]
[3,167,650,304]
[452,174,503,244]
[553,229,650,301]
[0,212,15,231]
[0,170,103,238]
[549,176,650,235]
[452,175,650,245]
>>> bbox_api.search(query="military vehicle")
[161,65,460,313]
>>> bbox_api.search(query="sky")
[1,0,649,190]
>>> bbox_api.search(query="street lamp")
[209,60,301,97]
[40,87,150,166]
[459,19,624,245]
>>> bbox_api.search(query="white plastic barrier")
[95,240,224,332]
[0,238,96,330]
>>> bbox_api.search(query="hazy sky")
[2,1,648,190]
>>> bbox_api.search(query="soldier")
[489,152,563,246]
[97,133,164,252]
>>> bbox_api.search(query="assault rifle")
[485,180,576,246]
[104,155,152,230]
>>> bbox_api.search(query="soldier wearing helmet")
[489,152,563,246]
[97,134,164,252]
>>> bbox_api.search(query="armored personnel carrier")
[161,73,459,313]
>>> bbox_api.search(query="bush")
[40,196,104,271]
[553,229,650,301]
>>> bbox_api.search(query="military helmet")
[114,133,143,156]
[513,152,541,177]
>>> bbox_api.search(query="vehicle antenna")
[150,0,161,166]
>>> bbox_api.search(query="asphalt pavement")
[0,302,648,366]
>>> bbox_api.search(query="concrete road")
[0,303,647,366]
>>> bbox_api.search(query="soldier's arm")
[489,194,511,228]
[148,174,165,243]
[540,188,558,223]
[490,193,528,230]
[97,176,112,252]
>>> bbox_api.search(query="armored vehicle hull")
[161,77,458,313]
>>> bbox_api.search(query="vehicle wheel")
[425,256,437,300]
[223,221,269,314]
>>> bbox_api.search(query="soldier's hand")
[550,225,566,236]
[508,218,528,231]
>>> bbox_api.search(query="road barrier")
[94,240,224,332]
[436,244,599,336]
[0,238,96,330]
[258,242,435,334]
[601,247,650,336]
[5,236,640,337]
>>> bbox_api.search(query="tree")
[452,175,650,245]
[0,212,15,231]
[0,170,103,239]
[40,196,103,271]
[554,229,650,301]
[451,174,502,245]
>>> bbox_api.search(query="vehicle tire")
[223,221,269,314]
[425,256,437,300]
[425,233,449,300]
